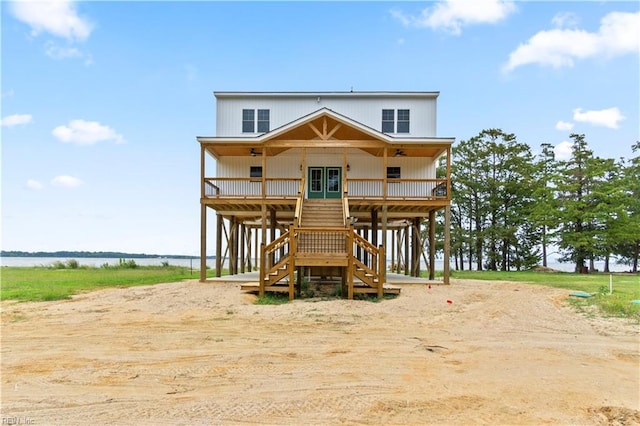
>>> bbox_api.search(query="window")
[382,109,395,133]
[242,109,270,133]
[257,109,270,132]
[387,167,401,179]
[397,109,410,133]
[250,166,262,178]
[381,109,410,133]
[242,109,255,133]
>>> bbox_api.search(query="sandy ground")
[1,277,639,425]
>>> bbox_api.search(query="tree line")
[435,130,639,273]
[1,250,201,259]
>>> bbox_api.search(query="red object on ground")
[446,300,453,304]
[428,285,432,289]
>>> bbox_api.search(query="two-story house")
[198,91,454,299]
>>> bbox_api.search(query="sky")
[1,0,639,256]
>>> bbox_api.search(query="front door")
[308,167,341,199]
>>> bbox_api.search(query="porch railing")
[204,178,301,198]
[347,178,449,199]
[204,177,449,200]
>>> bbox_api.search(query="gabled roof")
[197,108,453,159]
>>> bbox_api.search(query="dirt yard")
[1,278,639,425]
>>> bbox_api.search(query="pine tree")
[554,134,602,272]
[530,143,558,267]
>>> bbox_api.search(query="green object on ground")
[569,291,593,298]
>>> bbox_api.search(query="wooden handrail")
[293,178,305,227]
[263,229,290,257]
[342,195,350,227]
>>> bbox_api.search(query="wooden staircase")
[299,199,344,227]
[259,196,388,300]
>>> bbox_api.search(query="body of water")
[0,256,632,273]
[0,257,206,269]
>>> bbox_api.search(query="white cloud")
[555,120,574,131]
[503,11,640,72]
[9,0,93,42]
[1,113,33,127]
[551,12,579,29]
[573,107,626,129]
[51,175,83,188]
[26,179,44,190]
[45,41,82,60]
[391,0,516,35]
[554,141,573,161]
[52,119,125,145]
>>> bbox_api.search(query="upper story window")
[257,109,270,133]
[242,109,270,133]
[381,109,410,134]
[382,109,395,133]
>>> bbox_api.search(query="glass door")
[308,167,324,199]
[307,167,342,199]
[325,167,341,199]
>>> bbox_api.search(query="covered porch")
[197,109,453,297]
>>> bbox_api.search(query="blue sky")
[2,1,638,255]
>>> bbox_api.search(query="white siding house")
[198,91,454,298]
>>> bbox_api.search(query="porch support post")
[429,210,436,280]
[383,147,388,199]
[348,226,354,300]
[240,223,246,274]
[261,146,268,271]
[444,205,451,285]
[382,205,388,275]
[412,218,420,277]
[261,147,267,199]
[342,148,347,193]
[371,209,378,247]
[404,224,410,276]
[254,226,259,273]
[371,209,378,277]
[261,205,267,252]
[301,147,306,182]
[270,209,276,267]
[230,216,238,275]
[288,225,296,300]
[395,228,401,274]
[199,144,207,282]
[416,218,422,277]
[446,146,452,200]
[215,214,223,277]
[245,227,252,272]
[200,145,205,198]
[391,229,396,273]
[200,204,207,282]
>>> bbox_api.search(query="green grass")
[254,293,290,305]
[1,265,200,302]
[447,270,640,321]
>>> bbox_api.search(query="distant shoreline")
[1,251,212,259]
